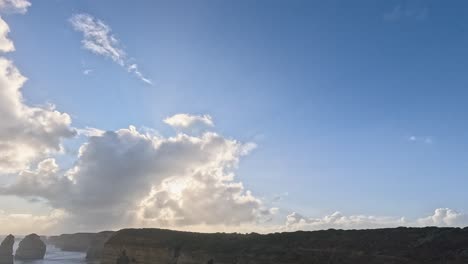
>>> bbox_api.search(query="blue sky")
[1,0,468,233]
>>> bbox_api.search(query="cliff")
[100,227,468,264]
[86,231,115,260]
[48,233,99,252]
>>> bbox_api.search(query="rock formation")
[15,233,46,260]
[0,235,14,264]
[100,227,468,264]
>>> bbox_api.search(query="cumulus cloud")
[0,17,14,52]
[0,58,76,173]
[1,125,268,231]
[164,114,214,130]
[0,0,30,52]
[0,0,30,14]
[70,13,152,85]
[0,1,76,174]
[417,208,468,227]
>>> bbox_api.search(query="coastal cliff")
[48,233,95,251]
[86,231,115,260]
[48,232,113,252]
[100,227,468,264]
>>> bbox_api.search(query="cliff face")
[49,233,95,252]
[86,231,115,260]
[48,233,99,252]
[101,227,468,264]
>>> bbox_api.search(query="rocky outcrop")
[15,234,46,260]
[86,231,115,260]
[0,235,14,264]
[100,227,468,264]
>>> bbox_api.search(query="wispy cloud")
[70,13,152,85]
[384,4,428,21]
[83,69,93,75]
[408,135,433,144]
[0,0,30,14]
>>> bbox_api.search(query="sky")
[1,0,468,235]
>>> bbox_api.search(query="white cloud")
[164,114,214,130]
[1,126,268,231]
[127,63,152,84]
[408,135,433,144]
[83,69,93,75]
[0,57,76,174]
[0,17,14,52]
[70,13,152,85]
[0,0,30,52]
[69,14,124,65]
[0,5,76,174]
[76,127,106,137]
[0,0,30,14]
[417,208,468,227]
[284,208,468,232]
[0,209,67,235]
[284,211,406,231]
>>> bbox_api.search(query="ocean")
[12,241,92,264]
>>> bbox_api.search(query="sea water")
[13,243,93,264]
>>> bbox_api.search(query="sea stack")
[0,235,14,264]
[15,234,46,260]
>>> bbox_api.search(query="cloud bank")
[70,13,152,85]
[1,125,270,231]
[284,208,468,232]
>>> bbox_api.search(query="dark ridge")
[101,227,468,264]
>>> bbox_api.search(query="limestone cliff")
[48,233,100,252]
[100,227,468,264]
[86,231,115,260]
[0,235,14,264]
